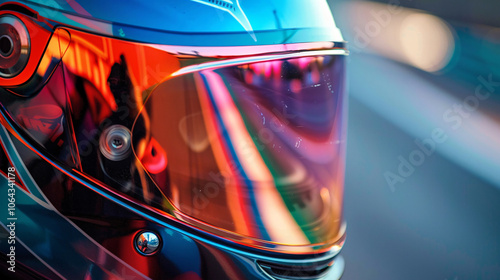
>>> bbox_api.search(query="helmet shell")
[16,0,344,45]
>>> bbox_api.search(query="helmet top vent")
[204,0,236,12]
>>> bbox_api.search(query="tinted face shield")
[139,54,347,251]
[0,20,347,254]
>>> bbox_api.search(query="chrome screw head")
[111,137,123,149]
[99,125,131,161]
[134,231,161,256]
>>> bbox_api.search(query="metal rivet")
[99,125,131,161]
[134,231,161,256]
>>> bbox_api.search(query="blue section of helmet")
[12,0,343,45]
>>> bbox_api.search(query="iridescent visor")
[1,25,347,253]
[131,53,347,251]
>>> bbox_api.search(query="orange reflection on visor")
[0,24,347,254]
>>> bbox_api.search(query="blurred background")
[327,0,500,279]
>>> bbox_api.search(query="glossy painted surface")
[0,1,347,278]
[0,21,347,253]
[11,0,344,46]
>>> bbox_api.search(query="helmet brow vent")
[206,0,236,12]
[257,258,335,280]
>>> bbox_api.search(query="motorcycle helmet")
[0,0,348,279]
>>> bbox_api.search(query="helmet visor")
[132,53,347,251]
[0,25,347,253]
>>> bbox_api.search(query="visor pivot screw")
[134,231,161,256]
[99,125,131,161]
[111,138,123,149]
[0,14,30,78]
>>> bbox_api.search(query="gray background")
[328,0,500,279]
